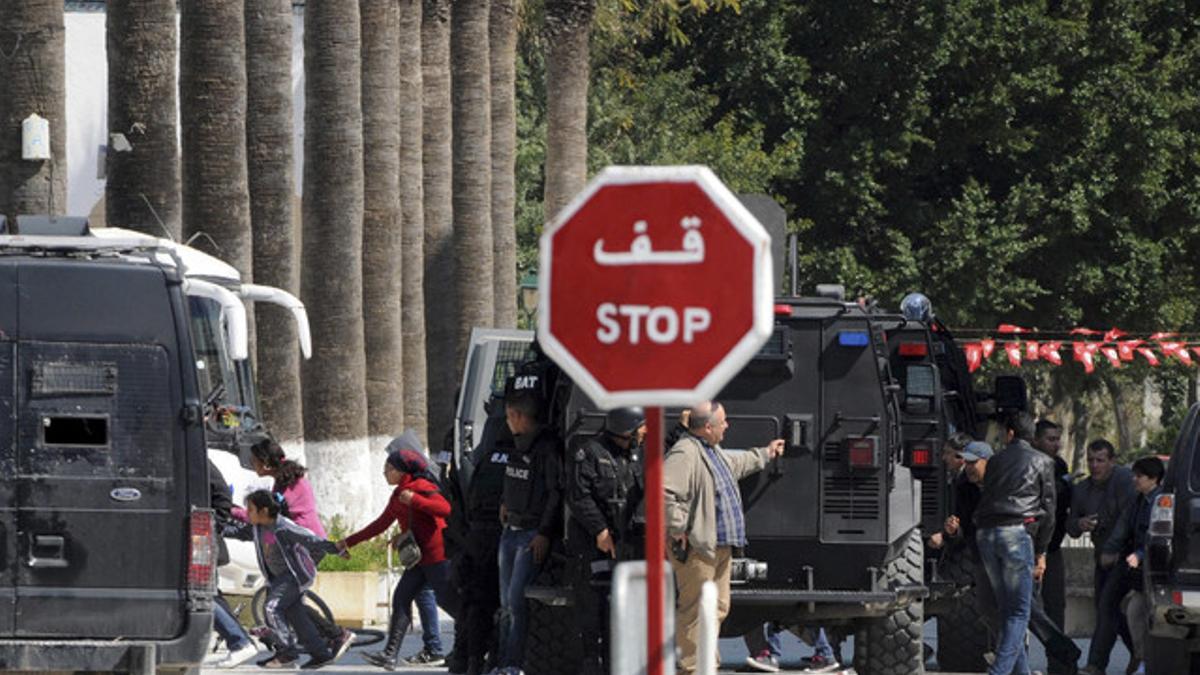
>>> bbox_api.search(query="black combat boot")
[363,612,410,670]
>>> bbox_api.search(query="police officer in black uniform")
[567,406,647,675]
[456,396,512,674]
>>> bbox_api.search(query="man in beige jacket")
[664,401,784,675]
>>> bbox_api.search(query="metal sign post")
[645,406,665,675]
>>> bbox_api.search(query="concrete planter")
[311,571,395,628]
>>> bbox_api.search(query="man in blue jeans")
[973,411,1057,675]
[492,389,563,675]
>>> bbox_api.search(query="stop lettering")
[596,304,711,345]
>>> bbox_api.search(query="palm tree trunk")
[399,0,428,443]
[180,1,252,275]
[452,0,494,358]
[106,0,180,239]
[246,0,302,448]
[422,0,456,447]
[301,0,371,526]
[542,0,595,222]
[490,0,519,328]
[362,0,404,512]
[0,0,66,223]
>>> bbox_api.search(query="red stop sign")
[538,166,774,408]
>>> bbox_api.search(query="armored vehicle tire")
[853,528,924,675]
[934,549,988,672]
[522,561,582,675]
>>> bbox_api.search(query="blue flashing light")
[838,330,870,347]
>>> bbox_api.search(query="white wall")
[63,8,308,218]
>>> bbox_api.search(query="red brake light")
[774,304,792,316]
[910,443,933,466]
[1151,493,1175,536]
[847,438,878,468]
[189,510,216,591]
[1173,591,1184,606]
[898,342,928,357]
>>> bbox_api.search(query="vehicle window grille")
[490,341,535,396]
[32,362,117,397]
[755,326,789,357]
[822,475,881,520]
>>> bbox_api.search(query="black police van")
[453,289,1010,675]
[0,219,214,673]
[1142,401,1200,673]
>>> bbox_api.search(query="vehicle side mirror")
[993,375,1028,412]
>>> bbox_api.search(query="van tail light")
[908,441,934,467]
[846,437,879,469]
[898,342,929,357]
[1151,493,1175,536]
[189,509,216,591]
[774,304,793,316]
[1173,590,1184,606]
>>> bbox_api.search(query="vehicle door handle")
[27,534,68,568]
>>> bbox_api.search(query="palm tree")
[398,0,428,442]
[0,1,66,223]
[422,0,456,445]
[245,0,302,446]
[490,0,519,328]
[452,0,494,356]
[106,0,179,239]
[180,1,252,280]
[301,0,371,524]
[542,0,596,222]
[361,0,405,450]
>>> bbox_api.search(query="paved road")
[203,618,1134,674]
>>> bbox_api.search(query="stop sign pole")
[538,166,773,675]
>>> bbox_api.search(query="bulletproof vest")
[503,426,558,528]
[468,435,511,527]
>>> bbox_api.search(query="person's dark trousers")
[573,555,613,675]
[976,525,1035,675]
[370,560,459,667]
[1030,580,1081,674]
[970,558,998,651]
[1044,549,1067,630]
[265,577,333,662]
[462,527,501,671]
[1088,562,1135,671]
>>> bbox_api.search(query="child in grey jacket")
[227,489,341,669]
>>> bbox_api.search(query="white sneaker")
[215,642,259,668]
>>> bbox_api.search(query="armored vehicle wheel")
[853,528,924,675]
[934,548,988,672]
[522,561,582,675]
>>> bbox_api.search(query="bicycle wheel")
[251,586,336,627]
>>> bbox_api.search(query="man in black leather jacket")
[973,411,1058,675]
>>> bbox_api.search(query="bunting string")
[952,326,1200,373]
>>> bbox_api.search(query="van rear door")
[11,261,190,638]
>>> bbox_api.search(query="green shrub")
[317,516,397,572]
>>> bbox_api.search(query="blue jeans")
[497,527,541,668]
[977,525,1035,675]
[416,585,442,654]
[213,594,251,651]
[744,623,833,661]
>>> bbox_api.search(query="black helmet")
[605,406,646,437]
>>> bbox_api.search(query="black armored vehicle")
[1142,401,1200,673]
[0,218,215,674]
[452,288,1012,675]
